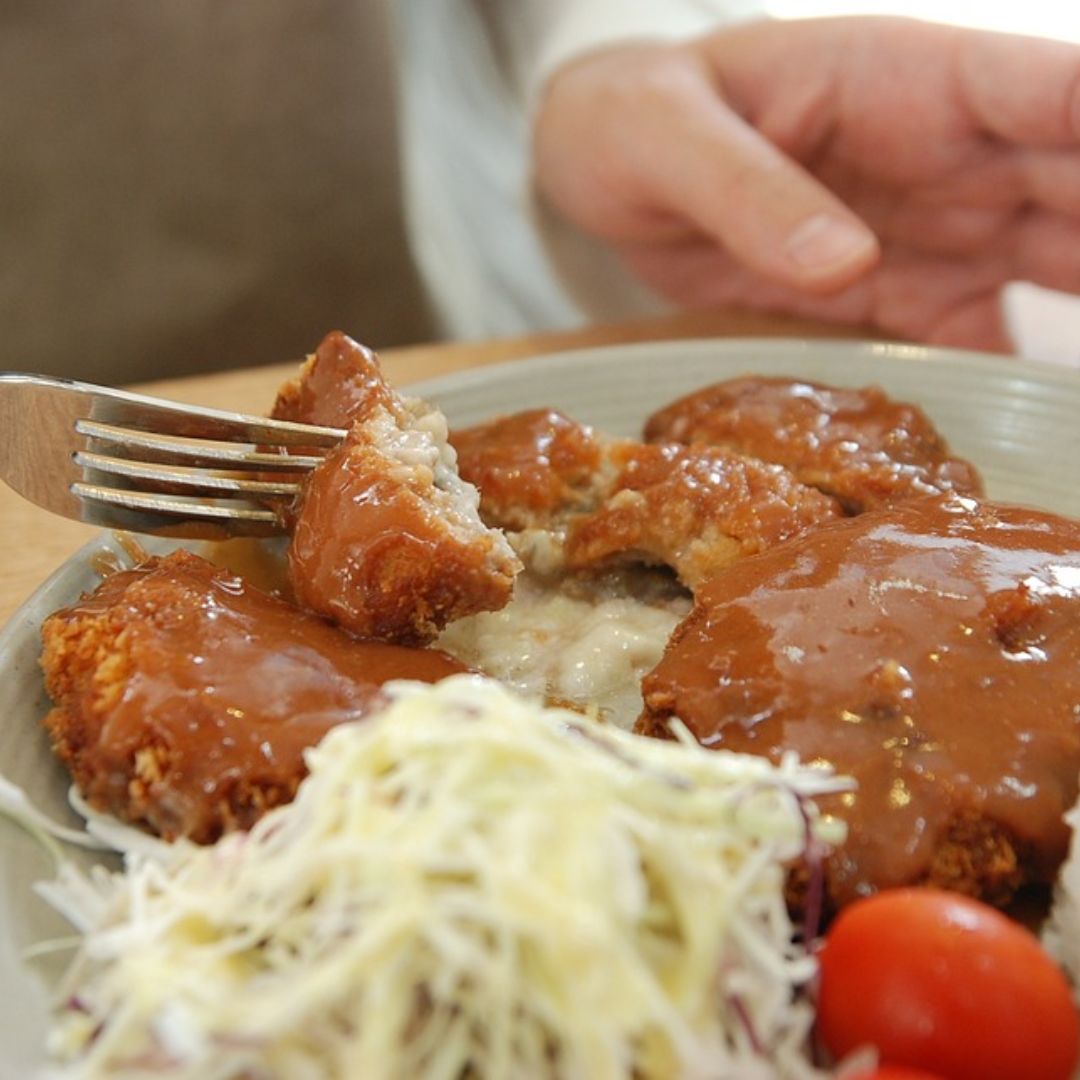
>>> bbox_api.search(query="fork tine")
[73,451,304,498]
[66,378,346,449]
[75,420,329,471]
[0,371,347,539]
[70,483,286,539]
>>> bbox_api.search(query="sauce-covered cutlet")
[41,550,466,843]
[450,408,609,532]
[274,331,521,644]
[562,441,842,589]
[272,329,394,431]
[452,408,841,589]
[644,375,983,513]
[639,495,1080,911]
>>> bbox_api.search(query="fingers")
[532,26,1080,346]
[534,45,880,296]
[623,215,1073,352]
[636,52,880,293]
[1005,209,1080,294]
[868,204,1080,295]
[956,30,1080,146]
[846,191,1011,259]
[883,146,1080,217]
[923,296,1009,353]
[618,233,875,319]
[808,148,1080,266]
[616,234,1013,351]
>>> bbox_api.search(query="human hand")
[533,17,1080,351]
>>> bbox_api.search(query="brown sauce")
[640,495,1080,907]
[563,441,842,588]
[289,421,518,644]
[270,329,392,429]
[198,536,291,597]
[451,409,605,529]
[644,376,983,513]
[43,551,466,842]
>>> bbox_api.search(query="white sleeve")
[398,0,767,341]
[515,0,748,100]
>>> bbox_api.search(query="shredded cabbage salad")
[39,675,850,1079]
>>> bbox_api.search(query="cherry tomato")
[851,1068,946,1080]
[817,888,1079,1080]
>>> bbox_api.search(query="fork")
[0,372,347,538]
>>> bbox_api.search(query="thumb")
[642,74,880,293]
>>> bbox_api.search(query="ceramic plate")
[3,337,1080,1073]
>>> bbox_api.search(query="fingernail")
[785,213,877,273]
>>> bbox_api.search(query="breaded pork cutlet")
[638,494,1080,913]
[272,329,393,431]
[643,375,983,513]
[41,550,466,843]
[452,408,841,590]
[449,408,609,532]
[562,441,842,590]
[273,332,521,644]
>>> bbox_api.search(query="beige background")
[1,0,430,385]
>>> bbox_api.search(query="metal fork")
[0,372,347,538]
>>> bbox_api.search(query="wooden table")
[0,309,870,627]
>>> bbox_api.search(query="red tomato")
[851,1068,946,1080]
[817,888,1079,1080]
